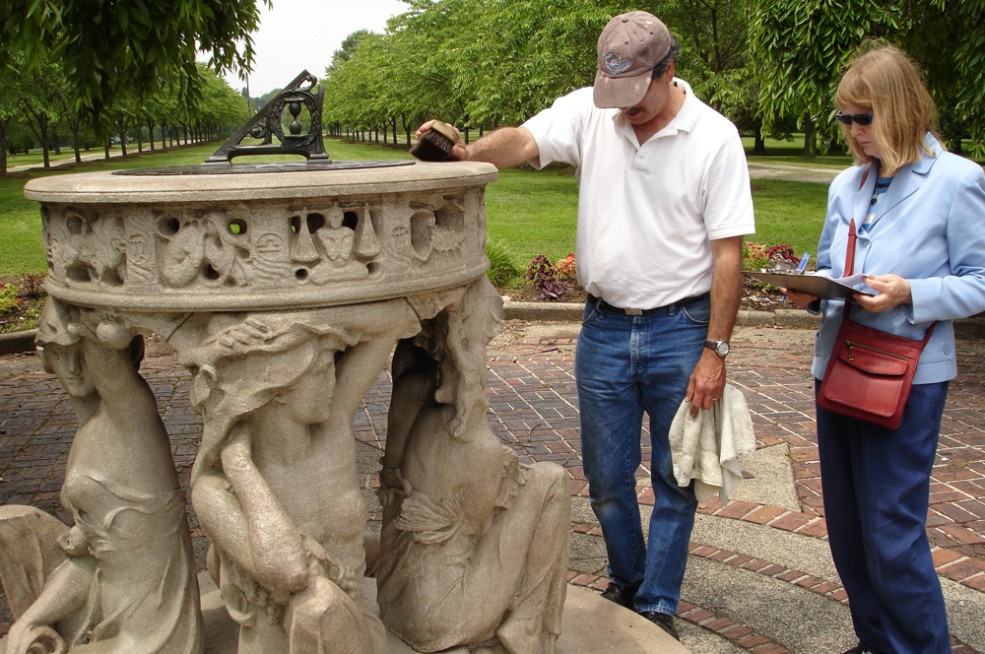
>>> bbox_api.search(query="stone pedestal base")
[196,575,689,654]
[2,578,690,654]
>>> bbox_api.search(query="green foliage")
[0,282,17,315]
[749,0,985,157]
[896,0,985,157]
[1,0,270,120]
[485,239,522,287]
[749,0,899,155]
[0,274,44,333]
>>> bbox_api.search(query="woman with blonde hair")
[786,45,985,653]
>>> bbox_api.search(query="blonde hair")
[835,45,941,174]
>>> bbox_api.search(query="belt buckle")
[625,307,643,316]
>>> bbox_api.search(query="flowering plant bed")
[0,275,45,334]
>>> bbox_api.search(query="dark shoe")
[640,611,680,641]
[600,581,638,610]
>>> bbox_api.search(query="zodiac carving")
[159,210,252,288]
[45,209,127,286]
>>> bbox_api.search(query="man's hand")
[685,350,727,416]
[415,121,539,169]
[416,120,468,160]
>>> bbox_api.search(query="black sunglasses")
[835,112,874,126]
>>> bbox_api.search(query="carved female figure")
[182,301,420,654]
[376,281,570,654]
[0,300,202,654]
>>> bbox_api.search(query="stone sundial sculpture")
[0,71,571,654]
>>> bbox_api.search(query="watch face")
[707,340,729,356]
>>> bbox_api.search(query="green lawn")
[0,136,831,280]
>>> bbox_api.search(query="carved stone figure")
[0,300,202,654]
[377,281,570,654]
[173,301,422,654]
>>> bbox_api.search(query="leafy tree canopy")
[0,0,271,119]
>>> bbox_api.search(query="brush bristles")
[411,121,457,161]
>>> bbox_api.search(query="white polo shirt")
[522,80,755,309]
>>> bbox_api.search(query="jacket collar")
[854,133,942,226]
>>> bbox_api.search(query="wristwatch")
[704,340,730,358]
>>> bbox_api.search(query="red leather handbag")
[817,218,936,430]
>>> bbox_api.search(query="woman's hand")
[854,274,912,312]
[783,289,818,310]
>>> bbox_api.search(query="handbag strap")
[845,218,857,277]
[844,164,868,278]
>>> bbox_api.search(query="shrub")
[744,242,805,271]
[555,253,576,280]
[486,240,521,287]
[0,283,17,317]
[0,274,47,333]
[524,254,573,301]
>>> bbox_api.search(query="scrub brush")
[410,121,458,161]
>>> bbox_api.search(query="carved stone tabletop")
[24,162,498,311]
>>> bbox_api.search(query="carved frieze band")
[40,190,489,311]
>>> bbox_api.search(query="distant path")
[747,161,839,184]
[6,144,201,174]
[7,150,126,173]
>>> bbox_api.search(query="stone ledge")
[501,300,985,337]
[0,330,36,356]
[502,299,822,329]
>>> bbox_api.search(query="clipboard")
[744,271,875,299]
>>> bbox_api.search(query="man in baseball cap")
[416,10,755,644]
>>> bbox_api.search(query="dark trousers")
[816,379,951,654]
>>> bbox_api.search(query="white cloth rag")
[668,384,756,502]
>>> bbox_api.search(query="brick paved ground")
[2,322,984,651]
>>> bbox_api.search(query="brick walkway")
[2,322,984,651]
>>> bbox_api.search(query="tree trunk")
[117,115,128,157]
[40,115,50,168]
[802,115,816,158]
[0,120,8,175]
[752,121,767,155]
[70,124,82,163]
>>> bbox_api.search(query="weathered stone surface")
[4,161,573,654]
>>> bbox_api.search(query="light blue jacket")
[812,134,985,383]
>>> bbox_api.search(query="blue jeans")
[816,379,951,654]
[576,295,709,615]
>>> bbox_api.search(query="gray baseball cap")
[594,11,672,109]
